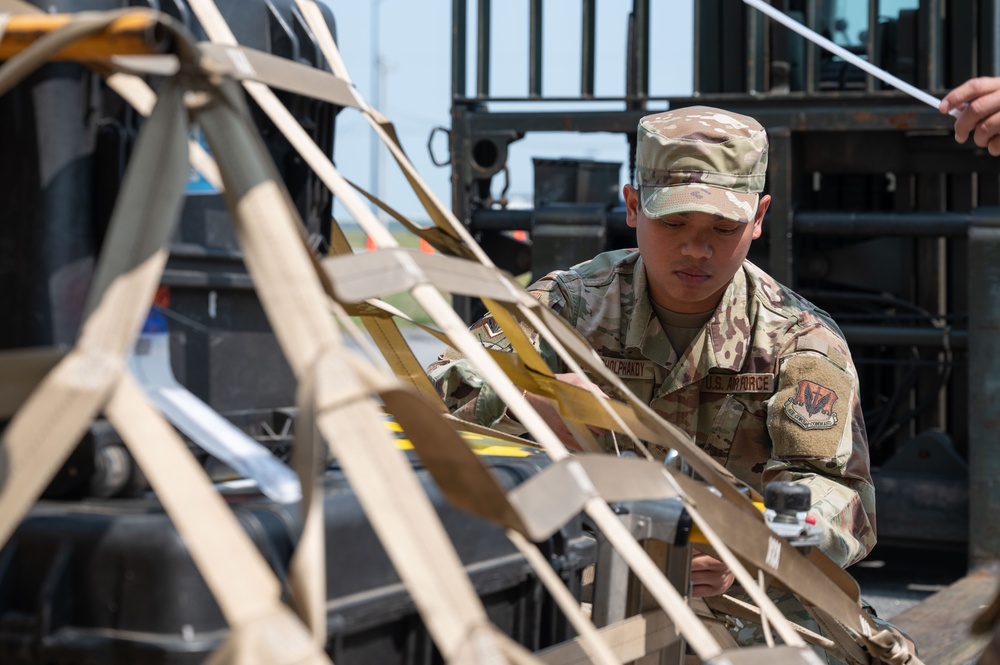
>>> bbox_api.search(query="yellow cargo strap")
[175,3,735,657]
[0,12,171,59]
[182,1,544,661]
[246,4,909,658]
[0,4,924,664]
[217,3,920,660]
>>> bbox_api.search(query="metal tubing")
[926,0,944,91]
[452,0,466,98]
[983,0,1000,77]
[581,0,596,97]
[476,0,491,97]
[746,0,760,92]
[866,0,878,92]
[805,0,817,93]
[470,207,630,232]
[840,325,967,349]
[472,209,977,239]
[968,209,1000,567]
[529,0,542,97]
[768,128,794,286]
[633,0,650,100]
[793,211,974,236]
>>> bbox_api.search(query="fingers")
[523,391,585,451]
[940,77,999,114]
[555,371,612,399]
[690,552,736,598]
[990,135,1000,157]
[942,77,1000,152]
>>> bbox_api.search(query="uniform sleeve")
[425,277,572,435]
[763,332,877,567]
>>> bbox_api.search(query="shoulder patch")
[769,354,853,460]
[783,379,838,429]
[469,316,512,351]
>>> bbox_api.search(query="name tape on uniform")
[600,356,656,381]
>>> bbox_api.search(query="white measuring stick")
[743,0,959,117]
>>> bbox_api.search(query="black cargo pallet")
[0,452,596,665]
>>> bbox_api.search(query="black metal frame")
[448,0,1000,557]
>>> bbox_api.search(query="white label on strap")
[765,535,782,570]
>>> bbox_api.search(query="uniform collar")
[626,261,754,386]
[704,266,753,372]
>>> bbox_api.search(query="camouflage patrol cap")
[636,106,768,224]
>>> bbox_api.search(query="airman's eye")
[716,226,739,235]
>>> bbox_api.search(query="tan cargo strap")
[0,7,920,657]
[238,25,920,656]
[309,351,531,662]
[324,248,761,513]
[289,366,328,648]
[341,178,474,259]
[189,0,452,409]
[703,595,841,654]
[107,376,328,664]
[705,645,831,665]
[507,455,681,541]
[201,10,921,660]
[670,472,922,664]
[326,213,446,407]
[536,610,681,665]
[323,247,918,662]
[507,529,620,665]
[293,0,475,253]
[184,1,540,661]
[0,17,331,664]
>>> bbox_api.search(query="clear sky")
[321,0,695,224]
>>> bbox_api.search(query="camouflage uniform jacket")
[428,249,876,567]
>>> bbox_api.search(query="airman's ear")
[752,194,771,239]
[624,184,639,229]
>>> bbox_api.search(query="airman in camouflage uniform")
[428,107,877,660]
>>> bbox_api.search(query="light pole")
[369,0,386,220]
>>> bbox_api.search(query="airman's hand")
[940,77,1000,156]
[691,551,736,598]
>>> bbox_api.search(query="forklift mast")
[448,0,1000,565]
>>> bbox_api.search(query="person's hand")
[690,551,735,598]
[940,77,1000,156]
[522,372,609,451]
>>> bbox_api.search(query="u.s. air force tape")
[701,372,774,393]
